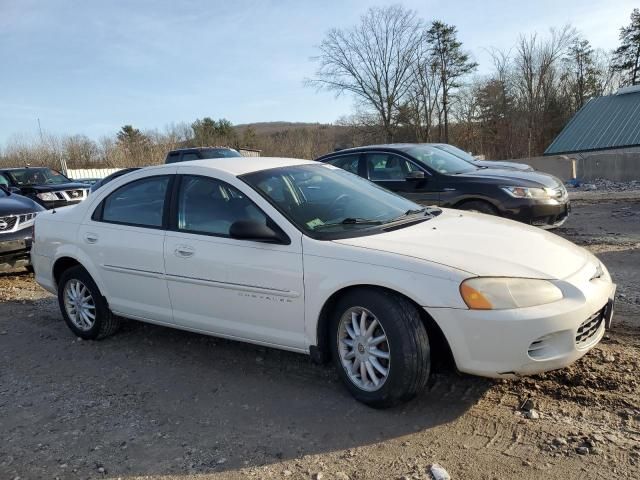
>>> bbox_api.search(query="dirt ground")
[1,192,639,480]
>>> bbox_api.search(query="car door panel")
[78,174,174,322]
[164,173,306,350]
[79,222,172,322]
[364,153,440,205]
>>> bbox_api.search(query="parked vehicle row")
[317,144,569,228]
[32,157,614,407]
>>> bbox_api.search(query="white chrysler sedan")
[32,158,615,407]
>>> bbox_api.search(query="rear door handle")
[84,233,99,244]
[174,245,195,258]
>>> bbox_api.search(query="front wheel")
[57,265,120,340]
[330,289,431,408]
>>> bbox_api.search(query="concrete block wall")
[504,150,640,182]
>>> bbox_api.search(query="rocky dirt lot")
[1,192,639,480]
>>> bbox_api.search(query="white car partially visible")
[32,157,615,407]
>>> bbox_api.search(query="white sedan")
[32,157,615,407]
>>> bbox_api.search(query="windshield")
[7,168,71,186]
[402,145,478,174]
[242,164,433,239]
[200,148,242,159]
[434,144,477,163]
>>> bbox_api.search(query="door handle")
[174,245,195,258]
[84,233,99,244]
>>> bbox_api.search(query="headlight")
[460,277,563,310]
[501,186,551,199]
[36,192,59,201]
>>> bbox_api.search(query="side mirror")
[229,220,288,244]
[405,171,425,180]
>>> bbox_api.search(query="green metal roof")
[545,89,640,155]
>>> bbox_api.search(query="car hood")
[0,194,43,215]
[20,182,90,192]
[457,168,561,188]
[333,210,591,280]
[475,160,533,172]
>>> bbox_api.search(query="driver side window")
[177,176,268,237]
[366,154,420,181]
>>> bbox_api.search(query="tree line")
[311,5,640,159]
[0,6,638,169]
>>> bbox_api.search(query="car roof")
[0,166,50,171]
[167,146,238,153]
[317,143,445,159]
[159,156,316,176]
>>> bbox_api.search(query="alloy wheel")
[63,279,96,331]
[337,306,390,392]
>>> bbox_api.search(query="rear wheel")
[57,266,120,340]
[458,200,498,215]
[330,289,430,408]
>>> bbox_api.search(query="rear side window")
[326,154,360,175]
[97,176,170,228]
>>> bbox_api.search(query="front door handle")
[174,245,195,258]
[84,233,99,244]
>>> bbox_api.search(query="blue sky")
[0,0,635,145]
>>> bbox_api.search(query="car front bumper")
[0,229,33,271]
[427,263,616,378]
[501,198,570,229]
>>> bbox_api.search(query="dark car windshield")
[7,168,72,186]
[434,144,477,163]
[200,148,242,159]
[402,145,479,174]
[242,164,434,239]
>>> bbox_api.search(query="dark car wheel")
[330,288,430,408]
[57,265,120,340]
[458,200,498,215]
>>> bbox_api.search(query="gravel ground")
[1,192,639,480]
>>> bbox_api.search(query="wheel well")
[53,257,81,286]
[313,285,454,369]
[453,198,499,212]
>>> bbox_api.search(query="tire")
[25,265,34,274]
[458,200,498,215]
[57,265,120,340]
[330,288,430,408]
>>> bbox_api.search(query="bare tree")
[406,38,441,142]
[513,26,576,156]
[309,5,423,142]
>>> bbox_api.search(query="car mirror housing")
[229,220,287,244]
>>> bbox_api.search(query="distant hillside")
[234,121,340,136]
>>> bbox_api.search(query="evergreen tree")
[426,21,478,142]
[612,8,640,86]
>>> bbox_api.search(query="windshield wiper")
[314,217,383,230]
[387,207,428,223]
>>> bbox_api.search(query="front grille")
[0,216,18,232]
[576,308,604,347]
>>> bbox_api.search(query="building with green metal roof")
[545,85,640,156]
